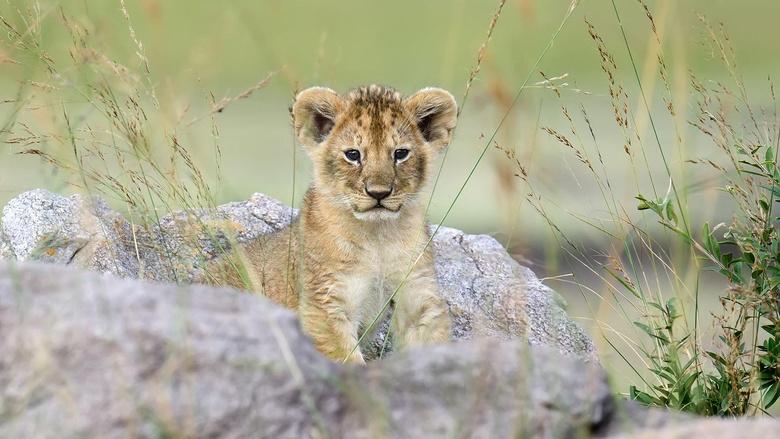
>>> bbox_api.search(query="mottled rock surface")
[0,234,10,260]
[0,261,713,438]
[0,261,342,438]
[433,226,589,355]
[1,189,295,282]
[1,189,92,263]
[605,418,778,439]
[1,189,592,356]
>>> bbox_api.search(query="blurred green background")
[2,0,779,389]
[2,0,778,231]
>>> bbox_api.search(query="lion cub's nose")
[366,186,392,201]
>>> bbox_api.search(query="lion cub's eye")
[394,148,410,162]
[344,149,361,163]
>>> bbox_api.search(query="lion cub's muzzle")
[353,183,403,220]
[366,187,392,203]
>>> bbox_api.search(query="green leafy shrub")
[523,1,780,417]
[633,131,780,415]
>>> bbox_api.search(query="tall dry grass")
[487,0,780,416]
[1,2,280,283]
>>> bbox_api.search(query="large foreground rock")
[609,418,777,439]
[2,261,748,438]
[0,189,593,356]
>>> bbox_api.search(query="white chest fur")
[338,230,423,325]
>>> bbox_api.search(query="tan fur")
[207,85,456,364]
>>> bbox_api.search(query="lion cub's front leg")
[391,267,451,350]
[298,283,366,364]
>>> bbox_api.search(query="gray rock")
[0,261,342,438]
[1,189,93,263]
[350,340,612,438]
[0,261,696,438]
[433,225,593,355]
[605,418,779,439]
[0,189,593,356]
[0,231,10,260]
[0,190,295,283]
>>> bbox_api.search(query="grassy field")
[1,0,777,231]
[2,0,780,416]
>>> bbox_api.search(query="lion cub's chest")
[339,237,415,323]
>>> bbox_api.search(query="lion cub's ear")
[404,87,458,151]
[291,87,345,147]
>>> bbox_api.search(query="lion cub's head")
[292,84,457,221]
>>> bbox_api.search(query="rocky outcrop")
[0,261,337,438]
[0,235,10,260]
[0,189,593,356]
[0,189,295,281]
[0,261,711,438]
[3,192,776,438]
[606,418,778,439]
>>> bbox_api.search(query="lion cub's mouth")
[353,203,402,221]
[372,203,399,212]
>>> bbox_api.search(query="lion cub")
[210,85,455,363]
